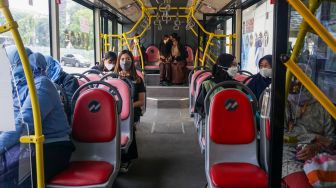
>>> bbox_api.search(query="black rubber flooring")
[113,108,206,188]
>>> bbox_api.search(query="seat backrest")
[194,72,212,99]
[259,86,272,171]
[146,45,160,63]
[100,78,133,149]
[190,70,206,96]
[85,73,102,81]
[233,73,248,82]
[206,89,259,170]
[71,88,120,165]
[186,46,194,64]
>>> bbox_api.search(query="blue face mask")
[120,60,132,71]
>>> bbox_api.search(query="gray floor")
[113,108,206,188]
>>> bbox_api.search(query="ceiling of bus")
[103,0,232,22]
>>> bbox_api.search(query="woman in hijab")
[0,46,74,187]
[91,51,117,72]
[282,64,335,188]
[45,55,79,122]
[247,55,272,100]
[194,53,238,117]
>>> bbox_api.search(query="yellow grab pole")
[285,59,336,119]
[202,33,214,67]
[103,34,109,53]
[124,7,146,35]
[286,0,320,96]
[0,1,45,188]
[122,33,132,51]
[288,0,336,52]
[190,27,198,37]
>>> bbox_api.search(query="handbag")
[303,153,336,187]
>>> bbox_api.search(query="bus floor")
[113,107,206,188]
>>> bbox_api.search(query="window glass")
[241,0,274,74]
[288,2,336,103]
[108,20,113,51]
[0,0,50,54]
[59,0,94,73]
[226,18,233,53]
[117,23,123,53]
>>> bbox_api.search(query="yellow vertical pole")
[0,1,45,188]
[285,0,320,95]
[202,33,214,67]
[103,34,108,53]
[122,33,132,51]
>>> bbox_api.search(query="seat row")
[188,68,270,188]
[47,69,145,187]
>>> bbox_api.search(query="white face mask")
[227,66,238,77]
[105,63,114,71]
[260,68,272,78]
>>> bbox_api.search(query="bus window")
[0,0,50,55]
[59,0,94,73]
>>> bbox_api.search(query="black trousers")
[159,62,171,82]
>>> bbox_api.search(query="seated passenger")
[114,50,146,172]
[91,51,117,72]
[282,64,335,188]
[247,55,272,100]
[159,35,172,86]
[195,53,238,117]
[169,33,188,85]
[0,46,74,186]
[44,55,79,122]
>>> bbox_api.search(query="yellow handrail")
[285,0,336,119]
[0,1,45,188]
[288,0,336,52]
[285,59,336,119]
[285,0,320,96]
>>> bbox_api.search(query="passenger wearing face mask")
[195,53,238,117]
[1,46,74,187]
[247,55,272,100]
[159,35,173,86]
[282,63,335,188]
[114,50,146,173]
[91,51,117,72]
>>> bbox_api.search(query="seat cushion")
[210,163,268,188]
[121,134,129,147]
[49,161,113,186]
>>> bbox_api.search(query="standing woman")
[170,33,188,85]
[91,51,117,72]
[159,35,172,86]
[114,50,146,172]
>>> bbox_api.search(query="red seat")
[186,46,194,65]
[47,87,120,188]
[210,163,268,188]
[121,134,129,147]
[49,161,113,186]
[204,84,267,188]
[146,45,160,63]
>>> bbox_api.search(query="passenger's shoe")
[159,81,164,86]
[163,81,168,86]
[120,161,132,173]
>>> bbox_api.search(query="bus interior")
[0,0,336,187]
